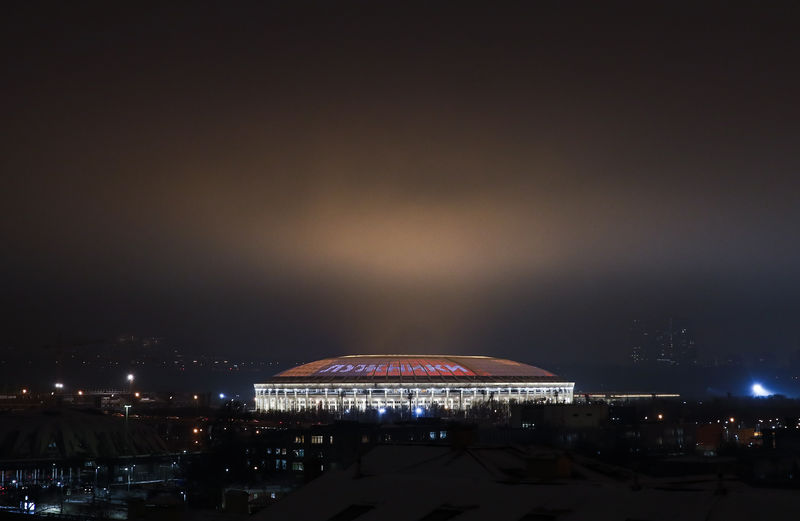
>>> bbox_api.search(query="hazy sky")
[3,3,800,363]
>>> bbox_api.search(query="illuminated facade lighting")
[254,355,575,412]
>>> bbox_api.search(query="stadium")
[254,355,575,412]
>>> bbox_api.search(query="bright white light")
[127,374,134,382]
[415,407,423,416]
[378,407,386,415]
[752,383,770,397]
[54,383,64,389]
[219,393,226,399]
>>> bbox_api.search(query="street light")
[124,404,132,454]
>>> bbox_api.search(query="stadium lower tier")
[253,382,575,412]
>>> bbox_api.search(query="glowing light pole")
[127,374,134,396]
[124,404,132,454]
[752,383,771,397]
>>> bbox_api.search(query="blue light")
[378,407,386,415]
[219,393,226,399]
[752,383,771,397]
[415,407,423,416]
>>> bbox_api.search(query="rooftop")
[266,355,563,384]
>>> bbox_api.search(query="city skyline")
[4,4,800,519]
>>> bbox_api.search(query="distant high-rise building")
[629,319,650,363]
[653,318,676,364]
[675,326,697,365]
[630,318,696,365]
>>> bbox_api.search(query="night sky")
[3,3,800,364]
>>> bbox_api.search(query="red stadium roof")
[268,355,560,383]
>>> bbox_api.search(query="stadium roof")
[266,355,562,384]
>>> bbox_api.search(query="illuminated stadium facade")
[254,355,575,412]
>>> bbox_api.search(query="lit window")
[311,435,323,444]
[440,431,447,439]
[294,435,305,444]
[292,462,304,471]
